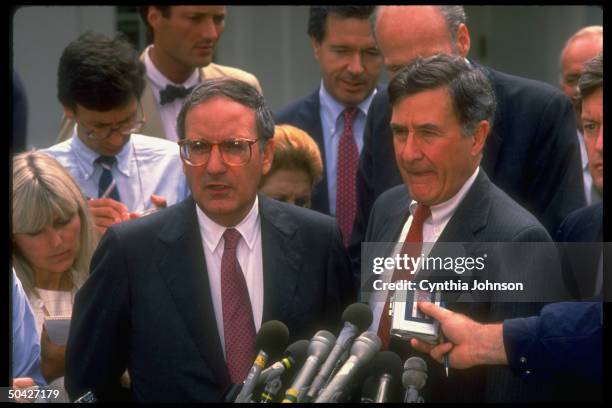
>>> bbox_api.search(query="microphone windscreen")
[256,320,290,361]
[286,339,309,367]
[341,303,374,331]
[360,376,378,401]
[402,357,428,390]
[370,350,403,380]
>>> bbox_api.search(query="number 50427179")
[8,387,60,401]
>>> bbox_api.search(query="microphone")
[281,330,336,403]
[259,339,309,403]
[369,351,403,402]
[360,376,378,403]
[234,320,289,403]
[305,303,373,401]
[402,357,428,403]
[315,331,382,403]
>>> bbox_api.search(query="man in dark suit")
[364,54,566,402]
[352,6,584,260]
[65,78,354,402]
[275,6,383,246]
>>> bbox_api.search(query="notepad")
[44,316,71,346]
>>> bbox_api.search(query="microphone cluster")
[226,303,430,403]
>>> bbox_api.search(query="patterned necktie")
[221,228,256,383]
[377,204,431,350]
[96,155,120,201]
[159,84,195,105]
[336,107,359,247]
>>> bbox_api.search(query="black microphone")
[360,376,378,403]
[259,339,309,403]
[402,357,428,403]
[234,320,289,403]
[281,330,336,403]
[305,303,373,401]
[315,331,382,403]
[369,351,403,402]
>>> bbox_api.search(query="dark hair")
[57,31,146,112]
[138,6,171,43]
[389,54,496,136]
[308,6,376,42]
[578,53,603,100]
[177,77,275,142]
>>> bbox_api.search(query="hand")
[150,194,167,208]
[40,325,66,384]
[409,301,507,369]
[88,198,129,235]
[11,377,37,403]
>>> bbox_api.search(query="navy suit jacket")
[364,170,568,402]
[353,63,585,262]
[65,195,354,402]
[274,85,385,215]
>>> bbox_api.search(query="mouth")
[49,250,70,260]
[340,79,366,90]
[205,183,232,193]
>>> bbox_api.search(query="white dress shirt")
[196,197,264,358]
[143,45,200,142]
[370,167,480,332]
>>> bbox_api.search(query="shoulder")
[556,202,603,242]
[373,184,409,213]
[202,63,261,91]
[275,90,319,122]
[260,195,339,236]
[130,134,180,156]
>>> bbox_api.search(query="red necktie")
[221,228,256,383]
[377,204,431,350]
[336,107,359,247]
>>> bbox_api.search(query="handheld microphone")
[360,376,378,403]
[281,330,336,403]
[305,303,373,401]
[402,357,428,403]
[370,351,403,402]
[315,331,382,403]
[259,339,309,403]
[234,320,289,403]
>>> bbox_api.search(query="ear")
[261,139,275,176]
[470,120,489,156]
[63,106,76,120]
[311,37,322,62]
[148,6,161,30]
[456,23,471,57]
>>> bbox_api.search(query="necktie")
[221,228,256,383]
[159,84,194,105]
[96,155,120,201]
[336,107,359,247]
[377,204,431,350]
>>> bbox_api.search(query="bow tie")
[159,84,195,105]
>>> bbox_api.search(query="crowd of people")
[10,5,603,403]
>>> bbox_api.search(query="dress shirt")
[12,270,46,386]
[44,131,189,213]
[370,167,480,332]
[319,81,377,215]
[577,130,600,205]
[196,197,264,358]
[143,45,200,142]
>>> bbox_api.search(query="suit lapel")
[155,197,230,386]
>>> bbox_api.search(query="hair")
[12,151,98,299]
[177,77,275,142]
[57,31,146,112]
[138,6,172,43]
[259,124,324,188]
[370,6,466,45]
[308,6,376,42]
[388,54,496,137]
[578,52,603,100]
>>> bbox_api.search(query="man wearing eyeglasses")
[44,32,189,236]
[65,77,354,402]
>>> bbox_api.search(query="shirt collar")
[143,45,200,100]
[69,125,133,178]
[319,80,378,125]
[196,195,260,254]
[409,166,480,227]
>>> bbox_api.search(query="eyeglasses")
[77,108,146,141]
[178,138,260,167]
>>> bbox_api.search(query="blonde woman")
[12,151,98,398]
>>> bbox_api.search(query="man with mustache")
[65,77,354,402]
[275,6,383,247]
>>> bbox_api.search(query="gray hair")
[389,54,496,137]
[578,52,603,100]
[176,77,275,144]
[12,151,98,298]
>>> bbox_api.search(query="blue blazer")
[65,195,354,402]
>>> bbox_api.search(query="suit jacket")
[58,61,262,142]
[65,195,354,402]
[352,63,585,259]
[364,170,567,402]
[274,84,385,216]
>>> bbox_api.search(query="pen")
[440,331,450,377]
[100,180,117,199]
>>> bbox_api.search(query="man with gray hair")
[65,77,353,402]
[352,6,585,258]
[559,26,603,205]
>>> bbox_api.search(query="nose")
[205,144,227,175]
[107,130,128,148]
[397,133,422,163]
[45,227,63,248]
[200,17,219,41]
[346,52,365,76]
